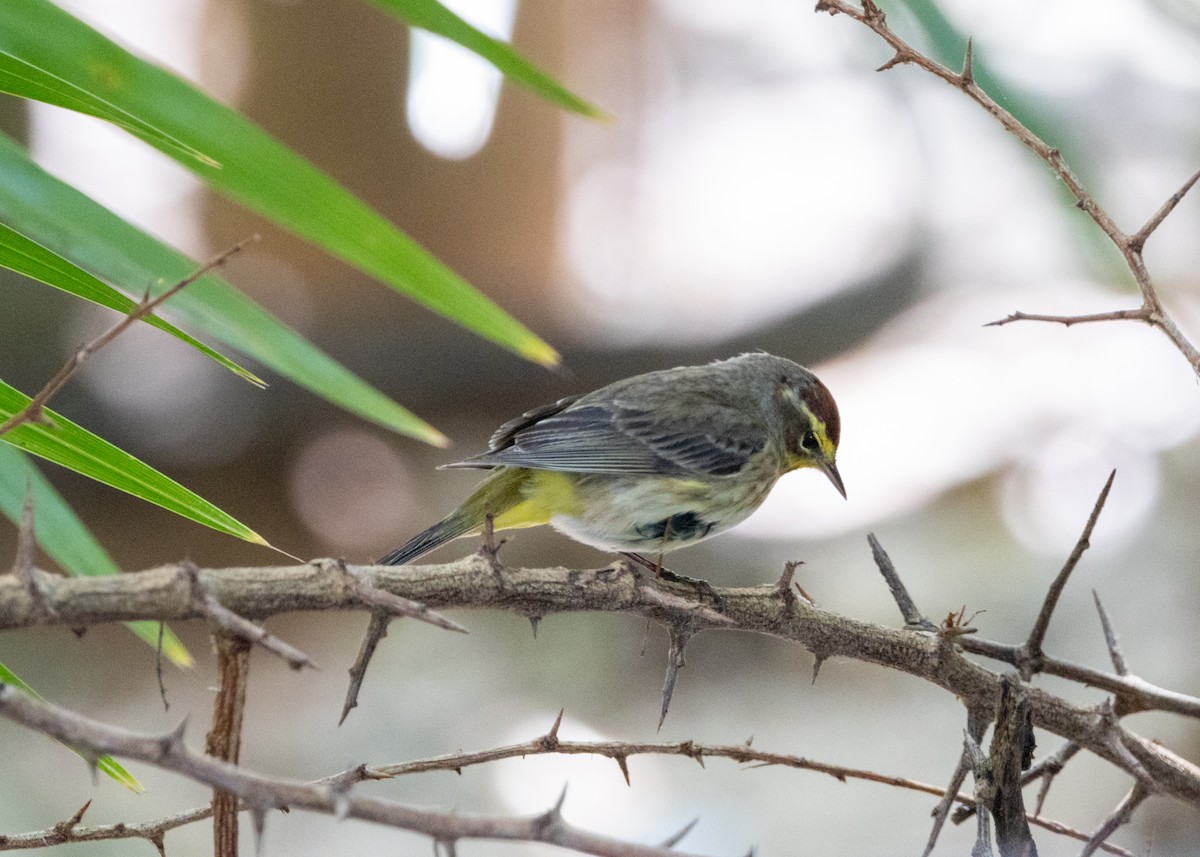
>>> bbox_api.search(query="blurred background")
[2,0,1200,853]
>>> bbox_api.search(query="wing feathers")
[454,398,764,478]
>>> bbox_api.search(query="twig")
[341,610,391,726]
[1129,167,1200,251]
[1080,784,1149,857]
[0,802,207,854]
[955,636,1199,717]
[868,533,936,631]
[1092,591,1129,677]
[0,714,1136,856]
[181,562,315,671]
[1029,740,1081,819]
[0,236,258,439]
[0,686,708,857]
[954,738,1083,825]
[11,481,36,581]
[985,309,1151,329]
[814,1,1200,376]
[924,749,974,857]
[336,560,468,725]
[963,725,996,857]
[926,709,990,857]
[155,621,170,712]
[1015,470,1114,680]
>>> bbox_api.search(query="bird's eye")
[801,431,820,452]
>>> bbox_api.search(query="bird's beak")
[820,460,847,499]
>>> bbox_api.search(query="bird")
[378,353,844,569]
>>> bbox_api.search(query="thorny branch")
[1,551,1198,807]
[0,236,259,440]
[1015,470,1115,680]
[815,0,1200,376]
[0,713,1135,856]
[0,686,706,857]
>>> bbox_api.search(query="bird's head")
[772,365,845,499]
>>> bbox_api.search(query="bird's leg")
[620,552,727,613]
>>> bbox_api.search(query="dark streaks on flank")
[637,511,714,543]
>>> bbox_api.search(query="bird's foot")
[621,552,727,613]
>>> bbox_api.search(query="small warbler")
[379,353,844,567]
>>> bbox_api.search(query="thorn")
[660,817,699,848]
[658,631,692,731]
[340,611,391,726]
[552,783,568,816]
[528,616,541,639]
[250,806,267,856]
[151,834,167,857]
[961,37,975,86]
[14,478,37,581]
[876,52,906,72]
[478,511,506,576]
[53,800,91,836]
[776,560,802,607]
[1092,590,1129,676]
[548,709,564,743]
[162,716,188,754]
[811,653,826,685]
[744,735,754,747]
[71,800,91,824]
[615,755,631,786]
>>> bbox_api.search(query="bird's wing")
[447,393,765,477]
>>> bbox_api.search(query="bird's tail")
[377,468,535,566]
[377,508,479,566]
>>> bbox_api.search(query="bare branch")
[1092,591,1129,677]
[0,804,211,852]
[0,686,709,857]
[1130,167,1200,251]
[955,738,1083,825]
[1029,740,1081,819]
[154,621,170,712]
[1080,784,1150,857]
[1016,470,1115,680]
[341,610,391,726]
[963,726,996,857]
[814,1,1200,375]
[1,557,1197,801]
[0,715,1136,855]
[340,561,467,633]
[868,533,935,631]
[0,236,258,439]
[985,309,1152,329]
[955,635,1199,717]
[182,562,315,671]
[336,559,469,724]
[11,481,36,581]
[923,749,973,857]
